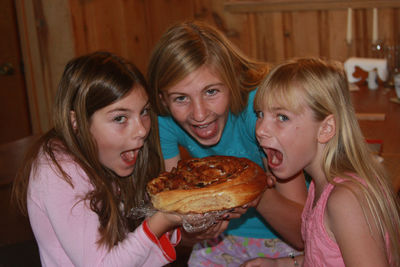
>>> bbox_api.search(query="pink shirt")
[27,150,179,267]
[301,179,345,267]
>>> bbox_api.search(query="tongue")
[121,151,135,163]
[268,149,283,167]
[193,122,218,139]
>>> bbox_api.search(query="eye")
[141,106,151,116]
[173,95,187,103]
[277,114,289,122]
[255,110,264,119]
[205,88,218,96]
[114,115,127,124]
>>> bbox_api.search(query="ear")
[70,111,78,132]
[318,114,335,144]
[159,93,168,108]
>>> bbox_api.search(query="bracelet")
[289,252,299,267]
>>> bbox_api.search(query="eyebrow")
[106,101,150,113]
[166,83,225,96]
[204,83,224,89]
[268,106,285,112]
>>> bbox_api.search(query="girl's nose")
[132,119,148,139]
[256,118,272,140]
[191,99,208,122]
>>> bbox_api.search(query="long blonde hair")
[255,57,400,265]
[13,52,163,249]
[147,20,269,116]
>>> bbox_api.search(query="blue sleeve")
[158,115,180,159]
[241,89,266,159]
[241,90,258,142]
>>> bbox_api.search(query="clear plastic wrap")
[180,210,228,232]
[128,202,228,233]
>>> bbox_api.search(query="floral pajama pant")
[188,234,302,267]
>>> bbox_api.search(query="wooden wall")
[15,0,400,133]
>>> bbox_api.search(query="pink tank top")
[301,179,345,267]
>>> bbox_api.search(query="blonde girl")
[245,57,400,266]
[148,21,307,266]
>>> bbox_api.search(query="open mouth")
[191,121,218,139]
[120,149,138,165]
[266,148,283,168]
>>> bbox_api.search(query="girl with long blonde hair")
[245,57,400,266]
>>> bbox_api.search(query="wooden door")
[0,0,31,144]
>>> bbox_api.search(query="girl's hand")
[241,257,277,267]
[242,255,304,267]
[180,220,229,246]
[146,211,182,238]
[224,194,262,219]
[266,172,277,188]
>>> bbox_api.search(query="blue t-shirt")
[158,89,279,239]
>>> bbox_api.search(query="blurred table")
[351,86,400,191]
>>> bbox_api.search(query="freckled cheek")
[215,99,230,116]
[280,128,298,146]
[96,140,118,168]
[169,106,191,123]
[143,120,152,137]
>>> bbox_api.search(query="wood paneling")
[15,0,74,133]
[0,0,31,144]
[223,1,400,63]
[14,0,400,133]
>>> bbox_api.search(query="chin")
[113,168,134,178]
[270,169,289,180]
[195,134,221,146]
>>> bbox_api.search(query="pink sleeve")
[28,156,180,266]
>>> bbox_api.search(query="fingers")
[192,220,228,240]
[266,172,277,188]
[240,257,273,267]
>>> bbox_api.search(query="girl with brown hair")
[13,51,183,266]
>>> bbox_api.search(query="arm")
[241,254,304,267]
[28,160,180,267]
[326,184,389,267]
[257,160,307,250]
[164,155,180,171]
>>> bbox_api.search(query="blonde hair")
[147,20,269,115]
[255,57,400,266]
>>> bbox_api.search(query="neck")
[305,143,329,201]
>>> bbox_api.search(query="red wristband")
[142,220,180,262]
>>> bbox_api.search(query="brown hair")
[147,20,269,116]
[255,57,400,266]
[12,51,162,249]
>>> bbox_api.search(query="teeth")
[271,154,280,164]
[197,124,209,129]
[267,148,283,166]
[121,150,135,161]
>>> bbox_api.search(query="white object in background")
[367,69,378,90]
[372,8,378,44]
[346,8,352,44]
[344,57,387,83]
[394,74,400,98]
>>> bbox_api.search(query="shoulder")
[237,89,258,131]
[240,89,257,115]
[324,180,389,265]
[326,181,364,220]
[248,88,257,105]
[158,115,180,133]
[325,180,370,241]
[32,148,89,190]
